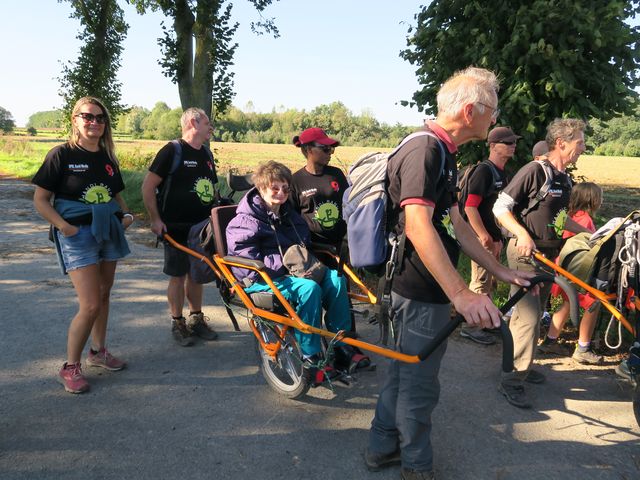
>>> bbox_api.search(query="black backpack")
[457,160,502,219]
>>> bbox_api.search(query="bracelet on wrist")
[124,213,134,221]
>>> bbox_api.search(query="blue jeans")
[245,269,351,357]
[368,292,450,472]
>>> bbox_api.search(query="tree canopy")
[58,0,129,125]
[129,0,279,121]
[27,110,65,129]
[0,107,16,134]
[402,0,640,165]
[111,100,416,146]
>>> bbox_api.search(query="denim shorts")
[57,225,124,271]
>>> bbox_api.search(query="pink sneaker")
[58,362,90,394]
[86,347,127,371]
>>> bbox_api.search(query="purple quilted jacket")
[226,187,310,284]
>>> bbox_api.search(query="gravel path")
[0,176,638,480]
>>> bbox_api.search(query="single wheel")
[254,318,310,399]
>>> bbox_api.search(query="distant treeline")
[27,102,419,148]
[26,103,640,154]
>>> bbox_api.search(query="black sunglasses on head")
[497,141,516,145]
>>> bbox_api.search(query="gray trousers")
[368,292,450,472]
[502,239,553,385]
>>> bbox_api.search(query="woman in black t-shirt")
[32,96,132,395]
[290,128,348,248]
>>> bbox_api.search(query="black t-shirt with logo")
[464,160,509,241]
[501,160,572,243]
[386,132,459,304]
[148,140,218,237]
[32,143,124,205]
[290,165,349,246]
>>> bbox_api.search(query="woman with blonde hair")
[32,96,133,394]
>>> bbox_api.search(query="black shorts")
[163,241,190,277]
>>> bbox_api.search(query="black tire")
[254,318,310,399]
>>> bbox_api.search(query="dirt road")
[0,177,638,480]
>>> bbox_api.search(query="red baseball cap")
[294,128,340,147]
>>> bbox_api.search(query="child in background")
[539,182,604,364]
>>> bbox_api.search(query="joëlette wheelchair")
[529,210,640,425]
[162,173,576,400]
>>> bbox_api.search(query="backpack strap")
[482,159,502,191]
[386,131,447,279]
[158,140,184,214]
[520,159,555,217]
[390,130,447,181]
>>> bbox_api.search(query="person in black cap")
[532,140,549,161]
[459,126,519,345]
[289,127,349,248]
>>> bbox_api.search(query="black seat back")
[227,172,254,194]
[211,205,238,256]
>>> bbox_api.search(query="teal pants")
[245,269,351,356]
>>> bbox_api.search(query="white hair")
[436,67,500,118]
[181,107,207,133]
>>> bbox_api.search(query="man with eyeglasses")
[365,67,535,480]
[458,126,519,345]
[142,107,220,347]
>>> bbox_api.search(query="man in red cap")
[290,127,370,372]
[290,127,348,248]
[458,126,519,345]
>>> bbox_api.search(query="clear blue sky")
[0,1,428,127]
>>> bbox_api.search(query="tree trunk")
[174,0,196,110]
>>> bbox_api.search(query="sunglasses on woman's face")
[269,185,290,194]
[313,144,335,154]
[75,112,107,124]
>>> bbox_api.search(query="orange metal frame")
[533,251,637,335]
[163,234,421,363]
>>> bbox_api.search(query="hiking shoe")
[303,353,337,386]
[363,447,401,472]
[615,360,637,386]
[524,369,546,384]
[401,467,435,480]
[334,344,372,373]
[58,362,90,394]
[460,325,496,345]
[572,346,603,365]
[498,382,532,409]
[172,317,195,347]
[187,312,218,341]
[86,347,126,371]
[537,336,569,356]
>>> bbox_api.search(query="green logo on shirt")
[82,184,112,204]
[550,209,568,237]
[441,211,457,240]
[193,177,215,205]
[315,201,340,230]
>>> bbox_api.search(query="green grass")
[2,135,639,221]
